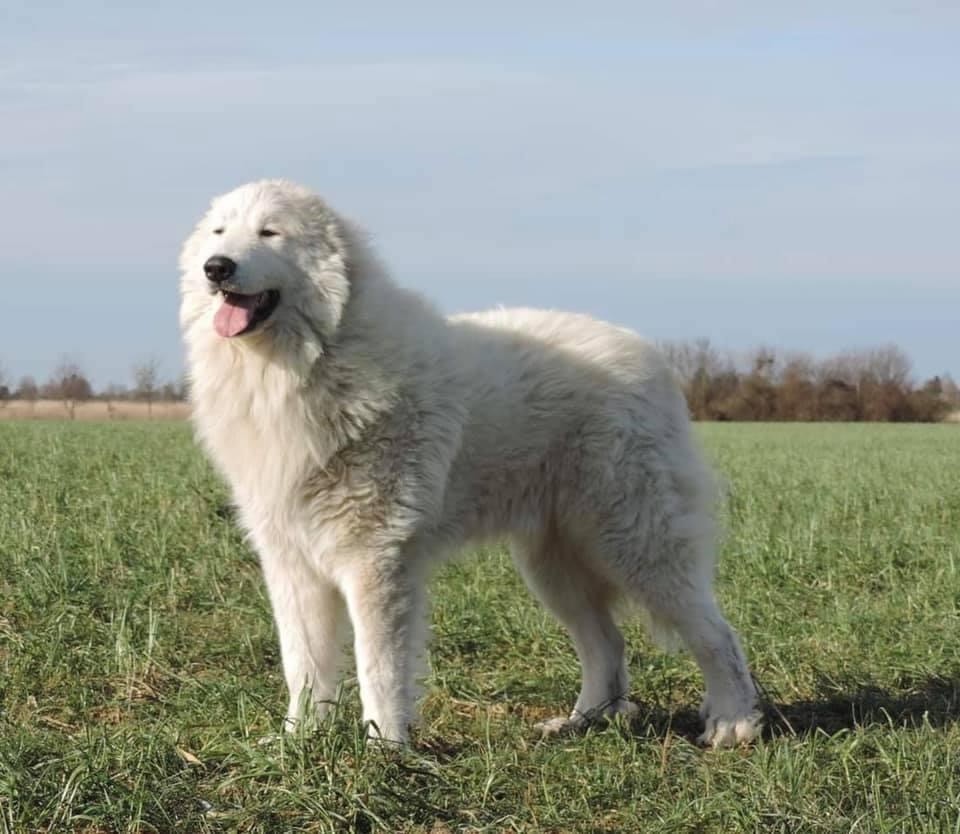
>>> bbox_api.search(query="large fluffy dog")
[179,180,761,747]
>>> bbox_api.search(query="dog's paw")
[536,699,638,737]
[697,708,763,748]
[535,715,584,737]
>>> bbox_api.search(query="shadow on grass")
[611,675,960,746]
[760,674,960,738]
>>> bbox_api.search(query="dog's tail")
[631,426,730,656]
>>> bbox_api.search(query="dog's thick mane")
[185,221,452,512]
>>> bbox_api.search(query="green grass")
[1,421,959,833]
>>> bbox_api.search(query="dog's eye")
[213,227,224,235]
[259,229,279,238]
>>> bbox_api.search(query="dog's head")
[179,180,351,347]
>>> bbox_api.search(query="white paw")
[535,715,583,737]
[363,719,410,746]
[698,707,763,748]
[605,698,640,722]
[536,698,638,737]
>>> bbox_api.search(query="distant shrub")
[660,341,958,422]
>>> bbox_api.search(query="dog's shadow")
[763,675,960,738]
[632,675,960,744]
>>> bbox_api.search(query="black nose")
[203,255,237,284]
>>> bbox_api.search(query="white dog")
[179,180,761,747]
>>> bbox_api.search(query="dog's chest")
[195,382,313,509]
[295,440,411,546]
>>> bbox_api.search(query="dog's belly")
[436,422,572,546]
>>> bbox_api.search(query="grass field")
[1,422,959,833]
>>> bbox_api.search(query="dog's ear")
[291,215,351,342]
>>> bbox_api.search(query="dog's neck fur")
[186,256,447,513]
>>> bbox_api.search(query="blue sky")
[2,1,957,388]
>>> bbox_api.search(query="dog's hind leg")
[512,533,637,735]
[630,548,762,748]
[586,444,762,747]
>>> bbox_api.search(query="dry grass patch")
[0,399,190,420]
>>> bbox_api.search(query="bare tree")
[159,381,179,401]
[864,345,913,388]
[855,346,913,421]
[942,374,960,408]
[776,353,817,420]
[744,346,777,379]
[132,358,161,417]
[102,383,129,419]
[908,376,953,422]
[659,340,696,388]
[659,339,739,419]
[14,376,39,415]
[0,361,8,405]
[46,358,93,419]
[664,340,946,422]
[103,383,130,401]
[727,347,777,420]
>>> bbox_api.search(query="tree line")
[659,341,958,422]
[1,345,958,422]
[0,358,186,419]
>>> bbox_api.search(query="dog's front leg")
[340,557,427,744]
[259,547,347,731]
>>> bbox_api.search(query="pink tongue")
[214,293,259,337]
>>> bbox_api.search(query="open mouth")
[213,290,281,338]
